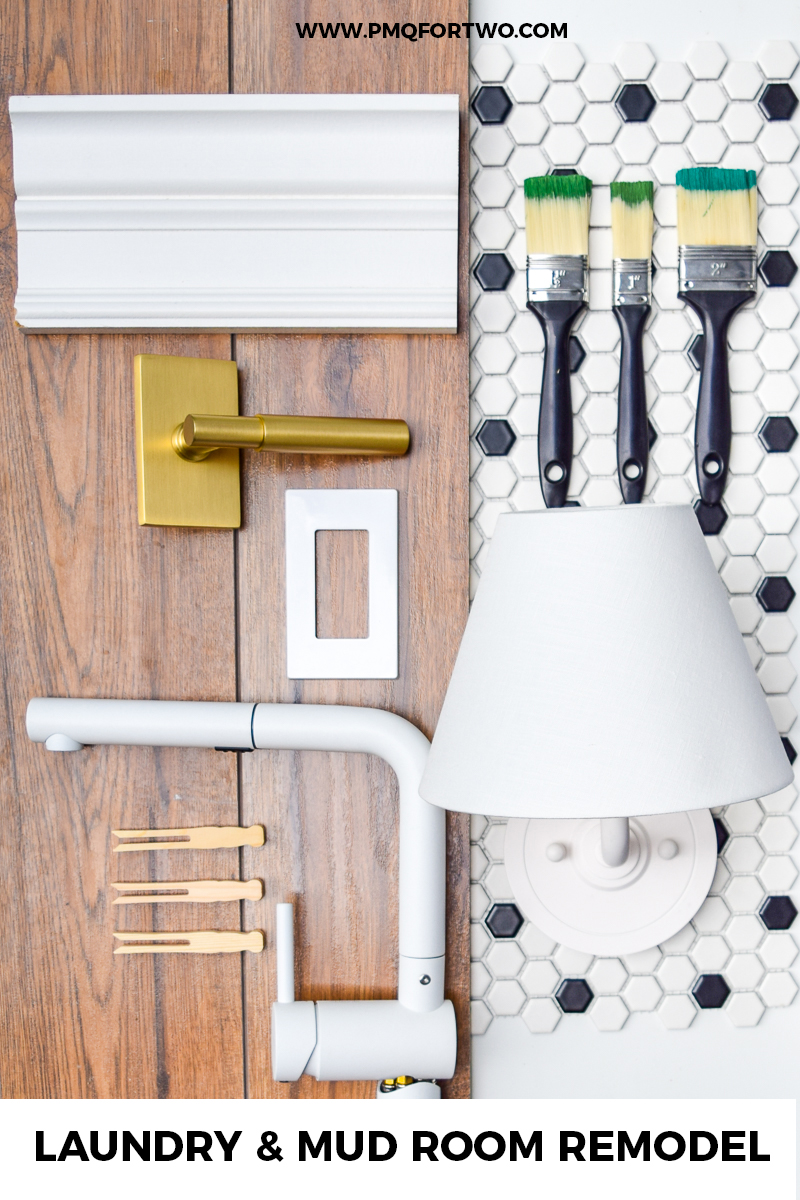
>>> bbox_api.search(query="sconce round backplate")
[504,810,717,956]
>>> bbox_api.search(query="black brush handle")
[527,298,585,508]
[614,303,650,504]
[681,289,751,505]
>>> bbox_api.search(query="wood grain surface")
[0,0,241,1100]
[0,0,470,1099]
[233,0,470,1099]
[316,530,369,640]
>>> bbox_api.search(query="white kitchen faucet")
[27,697,457,1098]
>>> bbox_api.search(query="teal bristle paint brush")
[677,167,758,504]
[611,180,654,504]
[524,173,592,508]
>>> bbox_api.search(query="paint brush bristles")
[676,167,757,246]
[611,180,654,260]
[524,174,592,255]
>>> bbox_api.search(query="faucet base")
[272,999,457,1084]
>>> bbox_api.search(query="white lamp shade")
[420,505,791,818]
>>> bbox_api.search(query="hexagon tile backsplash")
[468,40,800,1037]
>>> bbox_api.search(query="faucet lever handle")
[276,902,296,1004]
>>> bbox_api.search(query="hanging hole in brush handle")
[614,302,650,505]
[527,298,585,508]
[682,290,751,506]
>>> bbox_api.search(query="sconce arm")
[600,816,630,867]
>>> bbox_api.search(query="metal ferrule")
[678,245,757,293]
[526,254,588,303]
[613,258,652,307]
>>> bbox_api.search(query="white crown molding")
[10,94,459,332]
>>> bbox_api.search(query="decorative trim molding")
[14,287,455,330]
[10,94,459,332]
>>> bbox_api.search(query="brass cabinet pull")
[172,413,409,462]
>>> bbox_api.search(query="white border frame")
[285,489,398,680]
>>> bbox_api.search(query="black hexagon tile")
[615,83,656,122]
[486,902,523,938]
[713,816,730,854]
[471,85,513,125]
[694,500,728,537]
[569,336,586,373]
[551,167,579,176]
[759,82,798,121]
[760,896,798,931]
[693,974,730,1009]
[759,416,798,453]
[647,420,658,452]
[556,979,593,1014]
[688,333,705,372]
[477,419,516,457]
[782,737,797,766]
[757,576,796,612]
[474,252,514,292]
[759,251,798,288]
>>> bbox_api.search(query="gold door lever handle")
[172,413,410,461]
[135,353,411,529]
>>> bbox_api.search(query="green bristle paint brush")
[611,180,654,504]
[524,173,592,508]
[677,167,758,504]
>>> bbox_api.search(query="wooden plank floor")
[0,0,469,1099]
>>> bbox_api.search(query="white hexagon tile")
[469,40,800,1037]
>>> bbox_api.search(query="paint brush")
[525,173,592,507]
[611,180,654,504]
[676,167,758,504]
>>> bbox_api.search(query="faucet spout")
[26,696,455,1087]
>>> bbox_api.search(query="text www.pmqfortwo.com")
[295,21,568,42]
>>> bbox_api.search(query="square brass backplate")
[134,354,241,528]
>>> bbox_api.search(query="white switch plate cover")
[285,489,398,680]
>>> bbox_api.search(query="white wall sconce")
[26,698,455,1099]
[419,504,792,956]
[10,94,458,333]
